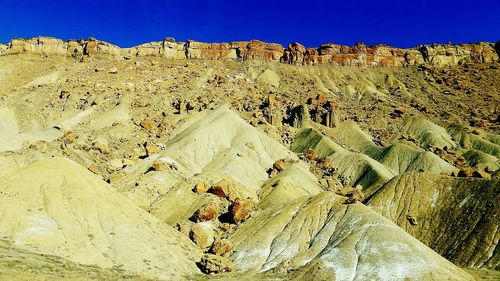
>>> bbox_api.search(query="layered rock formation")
[1,36,497,67]
[186,40,284,61]
[418,42,499,65]
[282,42,419,66]
[281,42,499,66]
[230,192,474,280]
[3,37,122,57]
[0,43,499,279]
[368,172,499,269]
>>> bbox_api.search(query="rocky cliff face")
[0,36,498,67]
[0,43,7,53]
[184,40,283,61]
[417,42,499,65]
[3,37,123,57]
[281,42,499,66]
[282,42,417,66]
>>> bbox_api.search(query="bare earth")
[0,38,498,280]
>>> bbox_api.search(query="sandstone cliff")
[0,43,7,53]
[0,36,498,67]
[417,42,499,66]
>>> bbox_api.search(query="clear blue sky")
[1,0,499,48]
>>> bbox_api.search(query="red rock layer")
[1,36,498,67]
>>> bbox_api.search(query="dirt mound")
[291,126,457,197]
[230,192,473,280]
[0,157,201,280]
[117,105,296,211]
[368,172,499,269]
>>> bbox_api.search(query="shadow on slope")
[291,127,456,197]
[229,192,473,280]
[368,171,499,269]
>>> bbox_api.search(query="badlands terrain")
[0,37,499,280]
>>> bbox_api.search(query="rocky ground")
[0,38,498,280]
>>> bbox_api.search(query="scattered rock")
[189,222,215,250]
[472,167,491,179]
[455,156,467,167]
[91,96,105,106]
[92,137,110,154]
[336,185,365,203]
[305,149,318,161]
[346,187,365,202]
[193,182,209,194]
[197,254,234,274]
[176,221,192,237]
[273,159,287,172]
[208,181,229,199]
[262,105,280,126]
[29,140,49,152]
[344,197,357,204]
[151,160,166,171]
[87,163,99,174]
[210,239,233,257]
[62,131,76,144]
[458,167,474,177]
[230,198,254,224]
[267,95,276,106]
[207,75,226,85]
[144,141,160,156]
[109,159,123,169]
[107,172,124,183]
[472,128,482,134]
[193,204,219,222]
[131,146,147,159]
[122,158,137,167]
[406,215,418,226]
[317,157,334,170]
[140,119,156,132]
[390,108,404,118]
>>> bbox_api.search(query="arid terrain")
[0,37,498,280]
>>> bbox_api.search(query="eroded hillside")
[0,38,499,280]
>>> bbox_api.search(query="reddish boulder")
[193,204,220,222]
[208,181,230,199]
[230,198,254,224]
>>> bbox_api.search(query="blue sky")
[1,0,499,48]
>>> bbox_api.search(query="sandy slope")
[0,53,498,280]
[0,157,202,280]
